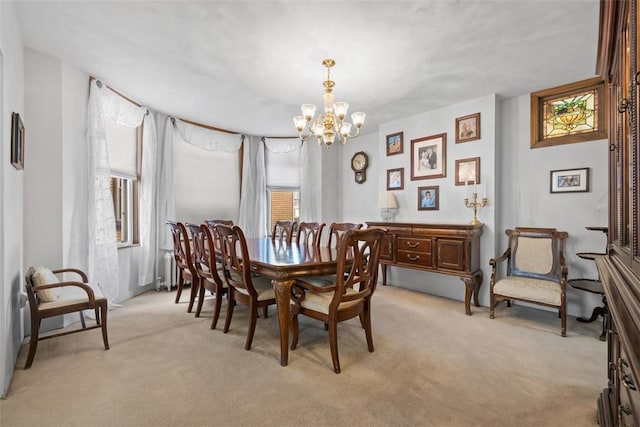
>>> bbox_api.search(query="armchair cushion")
[299,287,359,314]
[31,266,62,302]
[38,284,106,310]
[515,237,553,274]
[493,276,561,306]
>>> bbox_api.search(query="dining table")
[244,238,340,366]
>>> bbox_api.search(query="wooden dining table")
[244,238,340,366]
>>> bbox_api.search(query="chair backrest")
[296,222,325,247]
[168,221,194,273]
[204,219,234,228]
[272,220,296,245]
[215,224,257,297]
[200,223,224,284]
[329,227,385,311]
[327,222,363,248]
[185,223,214,281]
[505,227,568,281]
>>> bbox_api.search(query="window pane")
[269,189,299,232]
[111,177,130,243]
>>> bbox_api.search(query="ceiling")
[15,1,601,137]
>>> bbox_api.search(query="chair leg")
[25,319,41,369]
[223,293,235,333]
[100,301,110,350]
[187,278,198,313]
[290,314,299,350]
[363,309,374,352]
[195,282,206,317]
[328,320,341,374]
[80,311,87,328]
[561,308,567,337]
[245,304,258,351]
[262,305,268,318]
[210,287,224,330]
[175,275,184,304]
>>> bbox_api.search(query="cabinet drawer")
[397,250,433,267]
[398,237,431,252]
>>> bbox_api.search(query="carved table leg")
[461,277,474,316]
[473,269,483,308]
[272,278,295,367]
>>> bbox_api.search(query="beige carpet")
[0,285,604,427]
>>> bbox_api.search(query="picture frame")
[550,167,590,193]
[455,157,480,186]
[386,131,404,156]
[418,185,439,211]
[455,113,480,143]
[11,112,25,170]
[531,77,607,149]
[411,133,446,180]
[386,168,404,190]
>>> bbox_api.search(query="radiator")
[162,251,175,292]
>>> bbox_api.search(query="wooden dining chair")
[215,224,277,350]
[296,222,325,247]
[204,219,234,228]
[272,220,296,245]
[201,223,229,329]
[168,221,199,313]
[290,227,385,373]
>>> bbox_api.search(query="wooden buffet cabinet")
[595,1,640,425]
[366,222,483,315]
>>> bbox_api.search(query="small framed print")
[387,168,404,190]
[550,168,590,193]
[386,131,403,156]
[455,157,480,186]
[455,113,480,143]
[418,185,439,211]
[11,112,25,170]
[411,133,446,180]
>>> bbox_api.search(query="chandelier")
[293,58,366,147]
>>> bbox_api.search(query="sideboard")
[366,222,484,315]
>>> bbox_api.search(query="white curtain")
[87,79,147,301]
[137,112,158,286]
[157,116,176,252]
[173,118,242,152]
[238,136,266,237]
[264,137,322,223]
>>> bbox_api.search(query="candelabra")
[464,192,488,225]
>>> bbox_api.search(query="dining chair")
[215,224,277,350]
[204,219,234,228]
[272,220,296,245]
[296,222,325,247]
[290,227,385,373]
[185,223,228,325]
[201,223,229,329]
[296,222,363,289]
[168,221,199,313]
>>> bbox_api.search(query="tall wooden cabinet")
[595,1,640,425]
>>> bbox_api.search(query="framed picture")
[531,77,607,149]
[411,133,446,180]
[418,185,439,211]
[455,157,480,186]
[11,112,25,170]
[455,113,480,143]
[550,168,590,193]
[386,131,404,156]
[386,168,404,190]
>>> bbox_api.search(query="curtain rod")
[88,76,239,135]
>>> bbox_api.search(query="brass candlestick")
[464,192,488,225]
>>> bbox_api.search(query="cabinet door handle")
[619,404,632,416]
[406,255,420,261]
[622,374,637,391]
[406,242,420,248]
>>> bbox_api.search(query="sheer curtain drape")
[87,79,149,301]
[238,136,266,237]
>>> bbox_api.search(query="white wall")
[340,91,608,319]
[1,0,25,398]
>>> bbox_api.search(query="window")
[104,116,141,246]
[265,145,300,233]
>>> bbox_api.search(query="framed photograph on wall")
[11,112,25,170]
[418,185,439,211]
[550,167,590,193]
[455,113,480,143]
[455,157,480,186]
[411,133,446,180]
[386,168,404,190]
[386,131,404,156]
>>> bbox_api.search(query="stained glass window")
[542,89,599,139]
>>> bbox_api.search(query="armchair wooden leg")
[363,310,374,353]
[328,320,341,374]
[100,301,110,350]
[245,304,258,351]
[290,314,299,350]
[25,319,41,369]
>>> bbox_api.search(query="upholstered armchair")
[489,227,569,336]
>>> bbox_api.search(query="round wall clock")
[351,151,369,184]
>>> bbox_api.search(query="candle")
[465,180,468,199]
[482,179,486,199]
